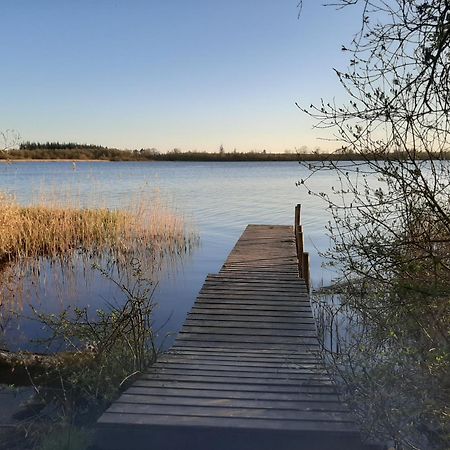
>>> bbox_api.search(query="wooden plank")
[190,307,314,317]
[197,291,309,300]
[218,271,299,275]
[201,283,307,292]
[176,338,320,351]
[221,266,297,270]
[179,326,317,338]
[105,403,354,424]
[176,332,319,345]
[207,274,303,282]
[198,290,308,299]
[148,364,327,377]
[158,355,322,368]
[222,258,296,263]
[190,308,311,318]
[203,283,306,292]
[223,259,296,263]
[187,313,314,322]
[193,298,308,307]
[195,299,311,308]
[132,379,337,395]
[145,367,330,381]
[162,356,321,368]
[125,386,341,403]
[160,358,321,369]
[140,375,331,389]
[185,313,316,325]
[194,300,311,309]
[117,393,346,411]
[182,323,316,332]
[184,314,316,330]
[205,276,302,282]
[204,281,304,288]
[205,277,305,286]
[167,347,320,359]
[153,361,326,374]
[98,412,359,433]
[194,300,312,310]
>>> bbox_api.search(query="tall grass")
[0,191,196,311]
[0,192,192,263]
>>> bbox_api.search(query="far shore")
[0,159,113,163]
[3,145,449,163]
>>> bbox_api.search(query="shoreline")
[0,158,302,163]
[1,155,446,163]
[0,159,113,163]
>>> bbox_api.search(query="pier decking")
[95,220,367,449]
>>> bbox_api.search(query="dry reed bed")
[0,193,193,264]
[0,192,196,310]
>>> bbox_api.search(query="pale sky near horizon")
[1,1,363,152]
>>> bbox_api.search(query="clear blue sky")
[1,1,362,152]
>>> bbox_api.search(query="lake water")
[0,161,337,350]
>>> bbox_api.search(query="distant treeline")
[1,141,448,162]
[9,142,139,161]
[20,141,108,151]
[3,142,303,161]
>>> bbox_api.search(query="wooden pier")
[95,210,369,450]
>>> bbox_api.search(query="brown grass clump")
[0,193,191,261]
[0,191,196,311]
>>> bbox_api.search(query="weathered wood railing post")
[302,251,310,293]
[294,204,301,234]
[294,204,310,292]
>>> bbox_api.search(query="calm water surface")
[0,161,337,350]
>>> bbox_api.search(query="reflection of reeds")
[0,191,197,312]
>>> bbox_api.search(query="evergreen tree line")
[1,141,448,162]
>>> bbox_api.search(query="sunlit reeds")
[0,190,197,312]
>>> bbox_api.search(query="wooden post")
[302,252,310,292]
[294,204,302,256]
[294,204,301,233]
[294,204,310,292]
[295,204,302,279]
[297,225,304,256]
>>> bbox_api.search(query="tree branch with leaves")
[298,2,450,448]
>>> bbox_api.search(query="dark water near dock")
[0,161,336,351]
